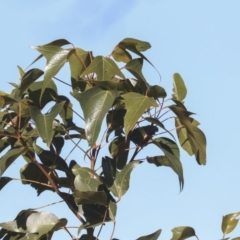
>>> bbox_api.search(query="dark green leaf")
[129,125,158,146]
[20,162,56,195]
[171,226,196,240]
[33,143,70,175]
[122,92,158,137]
[80,56,125,80]
[109,135,129,170]
[169,104,195,136]
[29,102,65,146]
[136,229,162,240]
[28,80,58,109]
[72,87,119,146]
[147,85,167,99]
[14,68,44,99]
[0,177,12,191]
[52,134,64,154]
[152,137,184,191]
[172,73,187,102]
[74,190,108,205]
[50,218,67,232]
[102,156,116,187]
[79,205,106,231]
[68,48,92,92]
[145,117,176,140]
[118,38,160,75]
[222,212,240,235]
[58,95,74,126]
[110,160,141,199]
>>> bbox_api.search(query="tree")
[1,37,236,240]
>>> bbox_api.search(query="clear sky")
[1,1,240,239]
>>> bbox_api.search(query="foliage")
[0,37,233,240]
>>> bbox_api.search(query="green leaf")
[124,58,149,90]
[136,229,162,240]
[147,155,170,167]
[118,38,151,52]
[222,212,240,235]
[72,87,118,146]
[122,92,158,137]
[108,201,117,221]
[169,103,195,136]
[71,162,99,179]
[152,137,184,191]
[29,102,65,146]
[118,38,160,76]
[147,85,167,99]
[42,48,72,100]
[232,237,240,240]
[14,68,44,99]
[17,65,25,80]
[110,160,141,199]
[0,147,27,176]
[28,39,71,69]
[172,73,187,102]
[68,48,91,91]
[175,117,194,156]
[171,226,196,240]
[0,137,10,153]
[0,91,17,108]
[80,56,125,80]
[175,117,206,165]
[74,175,101,192]
[187,125,207,165]
[112,46,132,63]
[0,211,60,237]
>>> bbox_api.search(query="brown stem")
[129,147,141,162]
[96,206,108,240]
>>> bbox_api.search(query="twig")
[110,221,116,240]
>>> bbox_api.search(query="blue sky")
[1,1,240,239]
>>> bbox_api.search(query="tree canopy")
[0,37,234,240]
